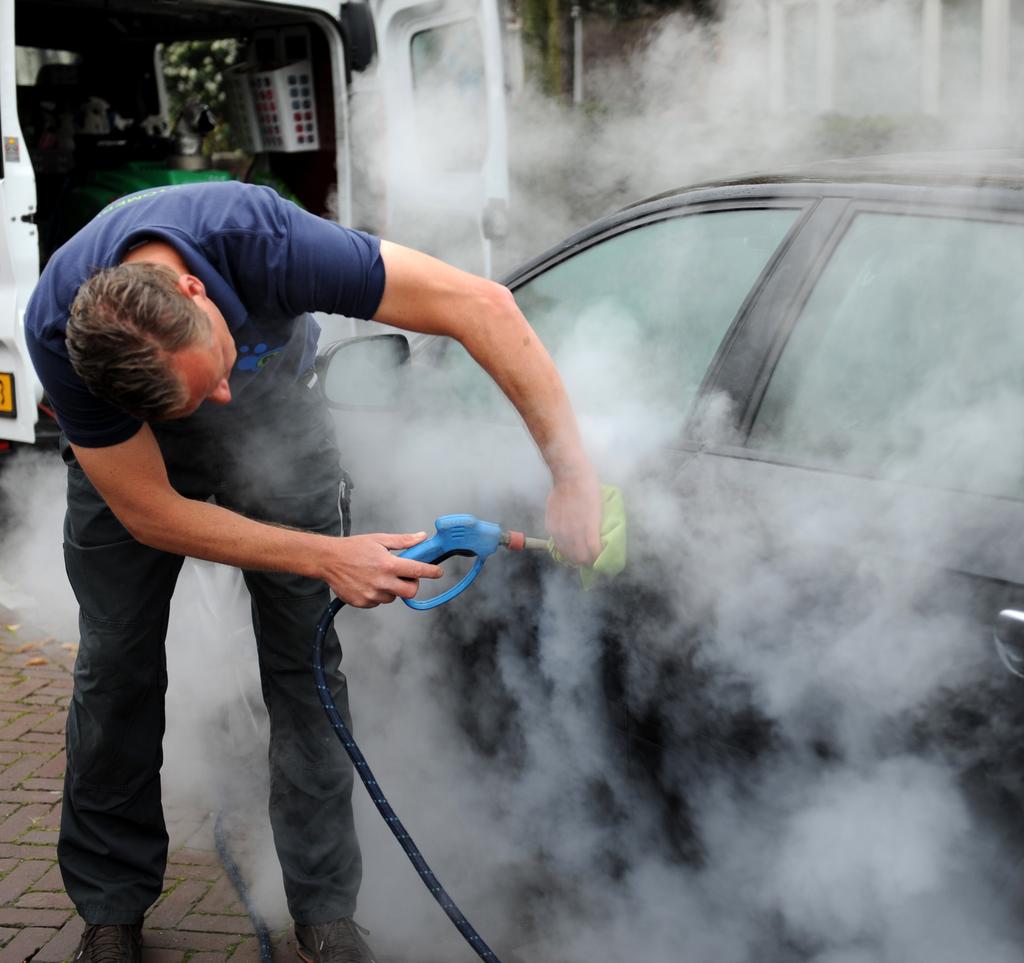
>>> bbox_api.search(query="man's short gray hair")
[67,262,211,421]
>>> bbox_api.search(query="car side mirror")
[994,609,1024,679]
[317,333,410,410]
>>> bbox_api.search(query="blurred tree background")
[159,1,719,127]
[162,38,239,151]
[517,0,717,98]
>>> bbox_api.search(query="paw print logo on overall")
[237,343,283,371]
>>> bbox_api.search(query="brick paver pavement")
[0,601,297,963]
[0,578,549,963]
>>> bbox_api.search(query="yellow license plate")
[0,372,15,418]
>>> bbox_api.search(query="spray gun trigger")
[398,515,503,609]
[425,548,478,565]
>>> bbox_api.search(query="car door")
[0,0,41,445]
[376,198,819,787]
[372,0,508,278]
[699,192,1024,593]
[681,192,1024,800]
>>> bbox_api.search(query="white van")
[0,0,509,448]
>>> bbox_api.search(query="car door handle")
[994,609,1024,678]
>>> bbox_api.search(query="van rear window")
[15,48,79,87]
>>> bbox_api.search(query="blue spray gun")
[397,513,549,610]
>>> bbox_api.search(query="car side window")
[438,209,800,429]
[747,212,1024,499]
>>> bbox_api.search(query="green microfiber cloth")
[548,484,627,589]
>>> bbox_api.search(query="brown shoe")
[296,917,378,963]
[73,923,143,963]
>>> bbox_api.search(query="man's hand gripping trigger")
[323,532,443,608]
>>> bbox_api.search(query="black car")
[324,155,1024,961]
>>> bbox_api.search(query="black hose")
[213,809,275,963]
[313,598,503,963]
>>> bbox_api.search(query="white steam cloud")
[5,1,1024,960]
[325,3,1024,956]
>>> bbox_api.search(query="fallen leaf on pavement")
[15,642,42,653]
[4,624,20,633]
[61,643,79,653]
[25,657,48,667]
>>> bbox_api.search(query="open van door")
[0,0,41,445]
[372,0,508,277]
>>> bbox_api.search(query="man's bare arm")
[71,426,442,608]
[374,240,603,564]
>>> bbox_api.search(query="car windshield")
[748,211,1024,499]
[434,208,799,441]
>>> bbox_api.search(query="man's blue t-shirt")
[25,181,387,447]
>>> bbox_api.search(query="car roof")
[503,150,1024,287]
[633,150,1024,206]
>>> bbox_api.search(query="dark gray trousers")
[57,380,361,925]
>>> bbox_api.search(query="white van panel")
[0,0,41,443]
[373,0,508,277]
